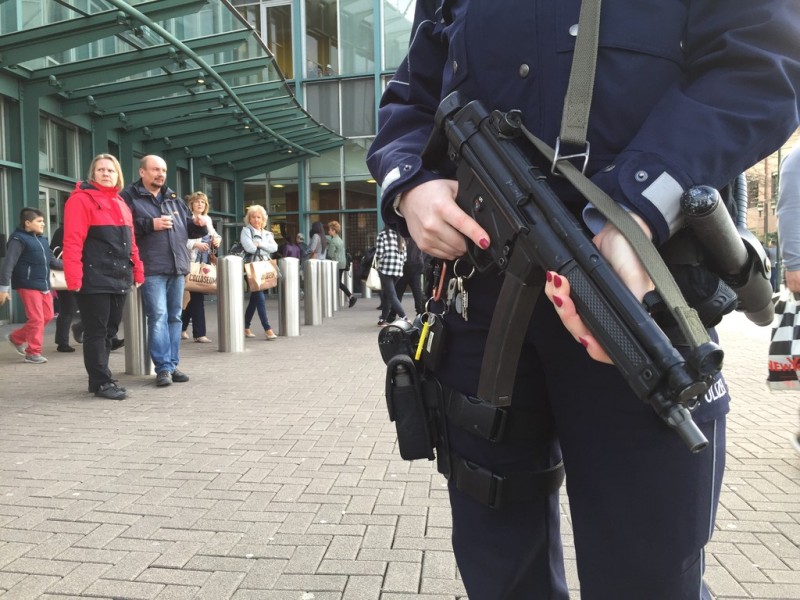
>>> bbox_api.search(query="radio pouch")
[385,355,435,461]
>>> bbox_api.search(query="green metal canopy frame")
[0,0,344,172]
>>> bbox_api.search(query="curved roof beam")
[105,0,338,157]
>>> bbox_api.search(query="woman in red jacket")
[63,154,145,400]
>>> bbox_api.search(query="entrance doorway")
[38,182,72,240]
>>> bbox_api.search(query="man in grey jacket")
[777,145,800,454]
[121,155,207,387]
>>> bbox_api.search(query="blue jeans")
[245,291,271,330]
[142,274,184,373]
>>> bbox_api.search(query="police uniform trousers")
[434,273,727,600]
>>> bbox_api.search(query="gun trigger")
[642,290,665,315]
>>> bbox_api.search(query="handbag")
[49,246,67,291]
[244,258,280,292]
[185,261,217,294]
[227,242,246,258]
[49,269,68,291]
[767,287,800,389]
[366,256,382,291]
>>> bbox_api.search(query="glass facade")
[0,0,416,323]
[235,0,417,261]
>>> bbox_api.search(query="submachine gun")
[421,92,730,453]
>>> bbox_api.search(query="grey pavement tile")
[152,585,202,600]
[193,570,246,600]
[737,582,800,599]
[285,545,327,574]
[342,575,384,599]
[1,302,798,599]
[272,573,348,592]
[0,569,26,591]
[383,560,421,593]
[318,558,386,576]
[3,574,61,599]
[135,566,210,586]
[84,578,165,599]
[46,562,114,596]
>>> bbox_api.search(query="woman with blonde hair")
[62,153,144,399]
[241,204,278,340]
[181,191,222,343]
[326,220,356,307]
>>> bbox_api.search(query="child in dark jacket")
[0,207,63,363]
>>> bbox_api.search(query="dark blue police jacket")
[367,0,800,247]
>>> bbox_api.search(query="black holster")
[385,355,438,461]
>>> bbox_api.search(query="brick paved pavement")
[0,293,797,599]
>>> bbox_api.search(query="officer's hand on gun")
[398,179,490,260]
[400,178,655,365]
[544,215,655,364]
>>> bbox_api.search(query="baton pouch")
[385,355,435,461]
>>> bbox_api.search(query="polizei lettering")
[703,379,728,404]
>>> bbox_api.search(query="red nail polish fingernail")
[579,337,589,348]
[479,238,489,250]
[553,296,563,308]
[546,271,553,283]
[553,275,563,288]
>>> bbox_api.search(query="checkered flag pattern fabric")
[767,287,800,390]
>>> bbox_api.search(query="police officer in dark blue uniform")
[367,1,800,598]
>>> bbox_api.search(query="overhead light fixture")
[273,184,285,188]
[366,178,376,184]
[196,71,205,85]
[319,182,330,186]
[242,118,251,129]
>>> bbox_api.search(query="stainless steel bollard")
[361,279,373,299]
[340,268,353,306]
[123,285,153,375]
[304,259,323,325]
[321,260,334,318]
[217,255,245,353]
[327,260,340,312]
[278,257,300,337]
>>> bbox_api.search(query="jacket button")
[518,64,530,78]
[452,60,458,73]
[569,24,579,36]
[635,170,649,182]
